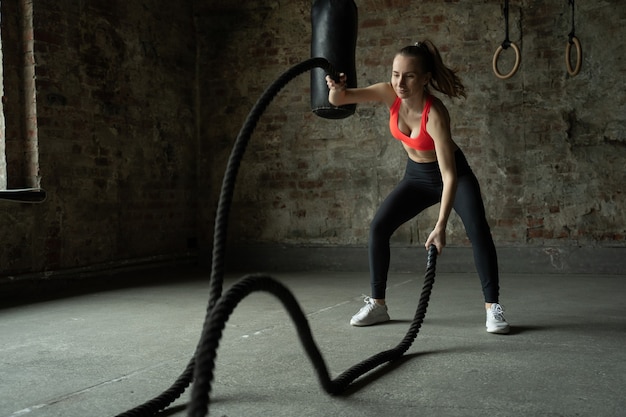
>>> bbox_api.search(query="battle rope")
[492,0,521,80]
[565,0,582,76]
[189,247,437,417]
[115,57,438,417]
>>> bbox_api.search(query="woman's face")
[391,54,430,99]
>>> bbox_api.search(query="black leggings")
[368,149,500,303]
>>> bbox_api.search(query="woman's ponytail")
[399,40,466,99]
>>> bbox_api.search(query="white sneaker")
[350,296,390,326]
[486,303,510,334]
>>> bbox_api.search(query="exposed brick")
[1,0,624,280]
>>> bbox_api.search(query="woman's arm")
[424,99,458,254]
[326,73,396,107]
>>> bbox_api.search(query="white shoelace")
[491,304,506,320]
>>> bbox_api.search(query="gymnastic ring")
[492,42,520,80]
[565,36,582,76]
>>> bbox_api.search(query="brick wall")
[0,0,198,276]
[1,0,624,281]
[197,0,625,253]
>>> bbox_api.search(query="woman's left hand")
[425,226,446,255]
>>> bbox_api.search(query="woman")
[326,40,509,334]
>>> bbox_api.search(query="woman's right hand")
[326,73,348,106]
[325,73,347,91]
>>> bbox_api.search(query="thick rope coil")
[188,245,437,417]
[116,58,437,417]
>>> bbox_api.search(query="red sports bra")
[389,95,435,151]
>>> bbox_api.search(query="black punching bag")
[311,0,358,119]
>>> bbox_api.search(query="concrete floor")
[1,267,625,417]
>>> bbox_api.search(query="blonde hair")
[398,40,466,99]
